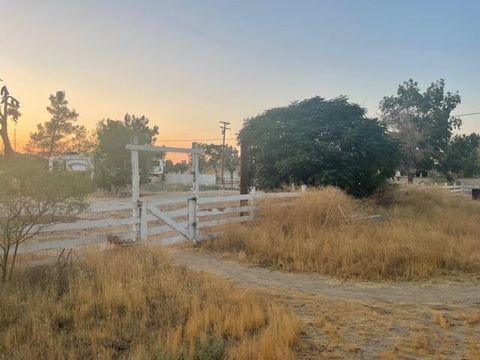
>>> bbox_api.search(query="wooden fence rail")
[14,192,300,254]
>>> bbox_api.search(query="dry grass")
[270,289,480,359]
[0,246,300,359]
[203,187,480,280]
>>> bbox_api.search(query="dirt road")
[170,249,480,305]
[170,249,480,359]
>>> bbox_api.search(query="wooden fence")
[438,184,477,194]
[17,192,300,254]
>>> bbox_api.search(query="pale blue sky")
[2,0,479,149]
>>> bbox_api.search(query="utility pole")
[219,121,230,188]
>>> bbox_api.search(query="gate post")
[188,197,198,242]
[140,200,148,241]
[189,142,200,242]
[192,142,200,197]
[131,137,140,240]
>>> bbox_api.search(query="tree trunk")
[1,246,10,283]
[1,111,15,160]
[8,241,20,281]
[48,128,57,158]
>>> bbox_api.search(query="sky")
[1,0,480,160]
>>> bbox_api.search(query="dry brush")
[203,187,480,280]
[0,246,300,359]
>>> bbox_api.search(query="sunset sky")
[2,0,480,160]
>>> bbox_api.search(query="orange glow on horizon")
[7,123,237,164]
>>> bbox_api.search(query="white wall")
[165,173,216,186]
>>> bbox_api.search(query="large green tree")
[95,114,159,192]
[379,79,461,181]
[238,97,399,197]
[26,91,88,157]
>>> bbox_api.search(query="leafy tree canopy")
[199,143,223,175]
[94,114,159,192]
[224,146,239,178]
[164,159,190,173]
[379,79,461,177]
[439,133,480,180]
[238,96,399,197]
[198,143,239,179]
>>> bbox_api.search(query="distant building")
[150,158,165,176]
[49,153,94,178]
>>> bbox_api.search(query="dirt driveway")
[170,249,480,359]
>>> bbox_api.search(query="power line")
[453,112,480,117]
[157,137,236,143]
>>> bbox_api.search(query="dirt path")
[170,249,480,305]
[170,249,480,358]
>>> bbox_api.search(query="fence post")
[240,143,249,216]
[192,142,200,197]
[189,142,200,242]
[140,200,148,241]
[131,137,140,240]
[188,197,198,242]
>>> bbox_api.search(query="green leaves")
[379,79,461,175]
[27,91,82,157]
[439,133,480,180]
[238,97,399,197]
[94,114,159,192]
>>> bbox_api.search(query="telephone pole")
[219,121,231,188]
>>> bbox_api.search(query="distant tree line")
[1,78,479,197]
[0,80,241,193]
[239,79,480,197]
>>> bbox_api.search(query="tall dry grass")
[0,246,299,359]
[203,187,480,280]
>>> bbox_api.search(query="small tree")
[199,143,223,178]
[198,143,238,184]
[95,114,159,192]
[26,91,84,157]
[0,83,21,160]
[440,133,480,179]
[224,146,239,186]
[0,159,89,282]
[164,159,190,174]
